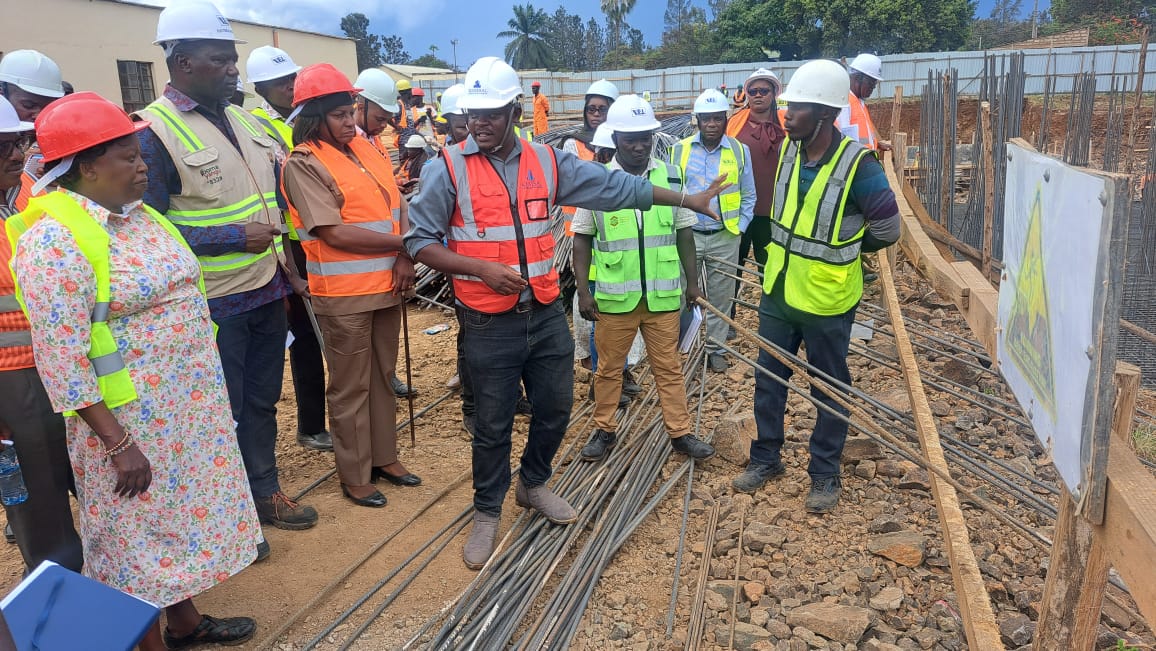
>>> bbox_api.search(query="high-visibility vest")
[560,137,596,230]
[251,106,304,242]
[591,161,683,313]
[836,93,880,151]
[138,98,284,299]
[442,140,560,313]
[763,137,871,316]
[283,137,400,298]
[514,125,533,142]
[6,191,207,415]
[726,107,789,139]
[671,136,746,235]
[13,171,38,213]
[0,218,33,371]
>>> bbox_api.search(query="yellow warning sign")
[1005,185,1057,419]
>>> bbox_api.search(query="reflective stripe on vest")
[837,93,879,151]
[763,137,870,316]
[672,136,745,235]
[591,161,683,313]
[139,98,282,300]
[283,136,400,297]
[6,191,208,415]
[252,108,305,241]
[443,140,560,313]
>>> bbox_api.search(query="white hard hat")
[234,78,254,98]
[246,46,301,84]
[155,0,245,50]
[355,69,398,113]
[440,83,467,116]
[848,53,884,81]
[780,60,850,109]
[0,50,64,99]
[744,68,783,95]
[693,89,730,115]
[459,56,522,110]
[591,123,615,149]
[585,79,620,101]
[404,134,427,149]
[0,96,34,133]
[606,94,661,133]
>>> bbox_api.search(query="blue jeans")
[750,286,857,479]
[460,300,574,515]
[215,299,288,498]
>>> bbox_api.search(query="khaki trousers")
[317,306,401,487]
[592,303,691,437]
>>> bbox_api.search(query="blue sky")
[147,0,1049,70]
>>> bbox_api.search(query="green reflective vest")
[591,161,684,313]
[6,191,207,416]
[251,106,302,241]
[514,125,533,142]
[763,137,870,316]
[671,136,746,235]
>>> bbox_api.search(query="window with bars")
[117,60,156,113]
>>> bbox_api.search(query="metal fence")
[412,43,1156,114]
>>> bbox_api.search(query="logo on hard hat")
[272,56,287,64]
[473,81,482,89]
[631,108,645,116]
[217,15,229,26]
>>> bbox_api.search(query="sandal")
[162,614,256,648]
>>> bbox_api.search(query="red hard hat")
[34,91,150,163]
[412,87,425,97]
[531,81,541,87]
[292,63,362,107]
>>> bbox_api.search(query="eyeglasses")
[746,87,773,97]
[585,105,609,115]
[0,134,33,160]
[466,107,509,122]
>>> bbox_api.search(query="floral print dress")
[13,190,261,607]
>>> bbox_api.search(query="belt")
[692,227,724,234]
[457,299,557,317]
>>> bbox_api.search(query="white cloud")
[138,0,442,35]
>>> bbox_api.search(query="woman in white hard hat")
[12,92,261,650]
[727,68,786,276]
[281,64,420,509]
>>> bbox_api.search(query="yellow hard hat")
[396,79,412,91]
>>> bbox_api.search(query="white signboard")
[997,143,1120,504]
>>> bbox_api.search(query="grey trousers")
[693,228,741,354]
[0,367,83,573]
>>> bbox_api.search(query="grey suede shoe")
[463,512,500,570]
[515,480,577,524]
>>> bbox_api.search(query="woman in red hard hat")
[281,64,419,508]
[9,92,261,649]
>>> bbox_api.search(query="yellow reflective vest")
[251,106,302,241]
[671,136,746,235]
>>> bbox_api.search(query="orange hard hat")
[412,87,425,97]
[34,91,150,163]
[292,63,362,107]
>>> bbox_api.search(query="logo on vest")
[609,215,620,228]
[519,170,543,191]
[199,164,223,186]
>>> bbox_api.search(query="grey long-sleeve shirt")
[404,136,655,260]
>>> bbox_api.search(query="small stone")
[867,531,927,567]
[864,641,904,651]
[867,517,904,534]
[855,460,878,479]
[954,413,976,431]
[715,621,772,651]
[609,621,631,641]
[750,607,771,628]
[714,413,756,465]
[767,618,792,639]
[869,586,904,610]
[929,400,951,417]
[842,437,883,462]
[876,459,913,478]
[743,581,765,603]
[997,612,1034,647]
[606,591,627,609]
[897,469,931,491]
[785,602,872,644]
[745,523,788,552]
[704,589,729,612]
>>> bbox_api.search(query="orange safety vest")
[443,140,560,313]
[284,137,401,298]
[13,171,38,213]
[0,223,33,371]
[727,107,788,138]
[560,138,597,231]
[838,93,879,151]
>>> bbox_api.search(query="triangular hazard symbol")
[1005,186,1057,419]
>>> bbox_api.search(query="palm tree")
[600,0,638,52]
[498,4,553,70]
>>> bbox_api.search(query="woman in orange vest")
[282,65,420,508]
[727,68,787,273]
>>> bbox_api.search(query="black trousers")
[286,239,327,435]
[0,367,83,573]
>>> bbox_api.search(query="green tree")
[411,45,451,69]
[340,13,382,69]
[584,18,608,70]
[664,0,707,35]
[601,0,639,52]
[546,6,590,71]
[499,4,555,69]
[381,34,411,65]
[1050,0,1145,23]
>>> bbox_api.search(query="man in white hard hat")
[572,95,715,464]
[438,83,469,146]
[405,57,728,570]
[670,88,755,373]
[732,60,900,514]
[246,45,334,454]
[837,53,890,153]
[0,50,65,213]
[138,0,319,536]
[0,95,84,576]
[354,68,400,154]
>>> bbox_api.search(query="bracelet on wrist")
[105,433,133,457]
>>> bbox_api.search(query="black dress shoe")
[341,485,388,507]
[670,434,716,460]
[580,429,617,462]
[296,430,333,451]
[255,538,271,563]
[587,383,632,408]
[373,467,422,486]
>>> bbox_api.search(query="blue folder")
[1,561,160,651]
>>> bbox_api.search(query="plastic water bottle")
[0,444,28,506]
